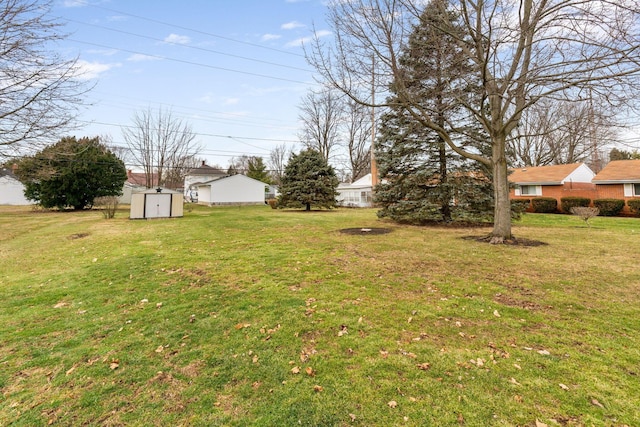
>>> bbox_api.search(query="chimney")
[127,169,133,178]
[202,160,206,166]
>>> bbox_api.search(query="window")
[519,185,541,196]
[634,183,640,196]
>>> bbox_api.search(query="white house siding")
[0,175,30,205]
[337,173,373,208]
[564,163,596,184]
[197,175,267,205]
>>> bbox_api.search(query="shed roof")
[508,163,587,185]
[592,159,640,183]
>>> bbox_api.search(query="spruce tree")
[278,149,339,211]
[375,0,493,224]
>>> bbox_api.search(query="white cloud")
[127,54,161,62]
[224,98,240,105]
[281,21,305,30]
[286,30,331,48]
[63,0,87,7]
[261,33,282,42]
[164,33,191,45]
[74,60,121,80]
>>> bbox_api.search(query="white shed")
[196,174,268,205]
[0,168,30,205]
[130,188,183,219]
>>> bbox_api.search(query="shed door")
[145,194,171,218]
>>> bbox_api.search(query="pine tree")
[246,156,271,184]
[375,0,493,224]
[278,149,339,211]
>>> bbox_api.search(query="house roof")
[592,159,640,183]
[127,170,154,187]
[0,168,19,180]
[509,163,588,185]
[188,162,227,176]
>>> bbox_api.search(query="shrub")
[531,197,557,213]
[570,206,599,227]
[560,197,591,214]
[511,199,530,220]
[628,199,640,217]
[593,198,625,216]
[266,198,278,209]
[94,196,119,219]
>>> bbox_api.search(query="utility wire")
[63,17,313,73]
[68,38,309,84]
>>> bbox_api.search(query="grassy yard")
[0,205,638,426]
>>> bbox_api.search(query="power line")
[63,17,313,73]
[84,3,306,59]
[68,38,309,84]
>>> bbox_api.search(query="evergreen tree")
[15,136,127,210]
[278,149,339,211]
[246,156,271,184]
[375,0,493,224]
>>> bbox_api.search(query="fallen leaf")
[313,385,323,392]
[156,302,163,308]
[537,349,550,356]
[535,420,548,427]
[407,317,412,323]
[493,310,501,317]
[252,355,259,364]
[235,323,251,330]
[380,350,389,359]
[559,383,569,391]
[53,302,68,309]
[509,377,521,386]
[252,381,261,389]
[305,367,315,376]
[513,363,522,370]
[189,314,196,323]
[155,345,164,353]
[416,363,431,371]
[514,395,523,403]
[457,413,465,424]
[591,398,604,408]
[109,360,119,370]
[387,400,397,408]
[349,413,356,422]
[291,366,300,374]
[65,366,76,376]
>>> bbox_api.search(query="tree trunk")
[490,135,512,243]
[306,203,311,211]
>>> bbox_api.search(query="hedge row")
[515,197,640,217]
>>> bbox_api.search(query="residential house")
[195,174,269,205]
[0,167,30,205]
[337,173,374,208]
[184,161,227,202]
[119,170,150,204]
[592,159,640,214]
[509,163,596,211]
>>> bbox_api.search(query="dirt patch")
[68,233,89,240]
[462,235,547,247]
[339,227,393,235]
[494,293,542,310]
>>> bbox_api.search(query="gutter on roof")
[512,181,562,185]
[592,179,639,184]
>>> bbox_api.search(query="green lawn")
[0,205,638,426]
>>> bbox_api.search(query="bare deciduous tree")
[510,100,617,169]
[0,0,89,158]
[268,143,293,185]
[309,0,640,243]
[123,107,200,189]
[298,87,343,163]
[344,97,372,182]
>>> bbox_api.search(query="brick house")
[592,159,640,214]
[509,163,597,211]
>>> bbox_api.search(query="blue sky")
[53,0,332,169]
